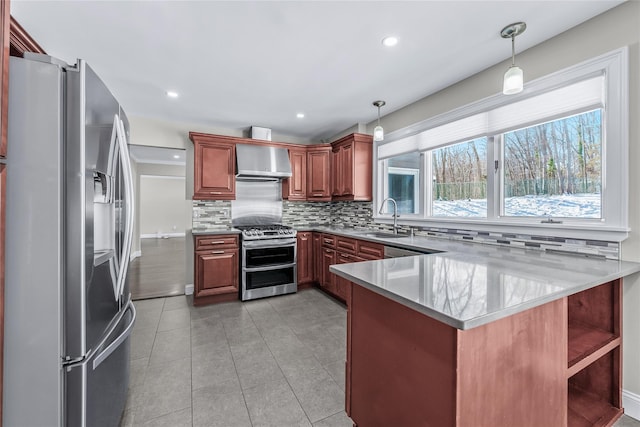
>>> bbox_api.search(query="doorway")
[128,145,187,300]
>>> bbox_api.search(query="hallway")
[130,237,186,300]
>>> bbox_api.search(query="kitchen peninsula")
[330,241,640,427]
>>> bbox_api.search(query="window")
[374,48,628,240]
[432,137,487,218]
[383,152,421,215]
[503,110,602,218]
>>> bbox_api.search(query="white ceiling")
[11,1,623,142]
[129,145,186,166]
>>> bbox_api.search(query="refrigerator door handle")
[63,299,135,371]
[114,115,135,302]
[92,301,136,370]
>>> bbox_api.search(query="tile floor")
[122,288,640,427]
[121,288,352,426]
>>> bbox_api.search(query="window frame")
[373,47,629,241]
[387,166,421,215]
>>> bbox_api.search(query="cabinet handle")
[210,191,222,194]
[208,241,225,244]
[323,239,332,244]
[312,193,323,196]
[340,253,350,259]
[211,250,225,254]
[325,249,332,253]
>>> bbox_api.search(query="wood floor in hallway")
[130,237,186,300]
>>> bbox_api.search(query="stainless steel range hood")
[236,143,292,180]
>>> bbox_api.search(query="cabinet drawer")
[357,240,384,260]
[321,234,336,248]
[195,235,239,250]
[336,236,357,254]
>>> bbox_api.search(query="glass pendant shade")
[373,125,384,142]
[503,65,524,95]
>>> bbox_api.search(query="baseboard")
[129,250,141,261]
[141,232,186,239]
[623,389,640,421]
[185,284,194,295]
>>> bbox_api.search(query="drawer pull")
[325,249,332,253]
[210,191,222,194]
[324,239,332,244]
[207,240,225,244]
[341,254,350,259]
[312,193,324,196]
[211,250,225,254]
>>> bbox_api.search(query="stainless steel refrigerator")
[4,53,136,427]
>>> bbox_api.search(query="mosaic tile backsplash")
[192,200,620,259]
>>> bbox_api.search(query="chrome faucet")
[379,197,399,234]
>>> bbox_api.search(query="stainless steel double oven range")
[232,179,297,301]
[236,224,297,300]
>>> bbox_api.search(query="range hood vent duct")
[236,143,292,180]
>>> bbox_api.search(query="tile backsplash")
[192,200,232,230]
[192,199,620,259]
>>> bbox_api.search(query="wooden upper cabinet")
[307,146,331,201]
[330,133,373,201]
[190,133,236,200]
[283,148,307,200]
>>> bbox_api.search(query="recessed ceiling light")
[382,36,398,47]
[296,113,305,119]
[173,154,180,159]
[166,91,179,98]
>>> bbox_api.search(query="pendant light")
[500,22,526,95]
[373,100,386,142]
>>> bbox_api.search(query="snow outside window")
[374,48,628,241]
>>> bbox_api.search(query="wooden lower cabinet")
[319,233,383,303]
[296,231,313,287]
[321,247,336,295]
[346,279,624,427]
[194,235,239,306]
[313,233,322,283]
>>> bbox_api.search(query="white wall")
[130,162,186,256]
[351,1,640,404]
[139,176,186,236]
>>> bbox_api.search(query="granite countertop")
[317,226,640,330]
[192,228,241,235]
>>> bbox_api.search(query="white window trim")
[373,47,629,242]
[387,166,421,215]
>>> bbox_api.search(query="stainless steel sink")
[363,232,410,239]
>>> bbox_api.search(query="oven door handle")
[242,239,297,249]
[243,262,297,273]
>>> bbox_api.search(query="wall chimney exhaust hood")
[236,143,292,180]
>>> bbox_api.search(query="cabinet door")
[341,143,354,196]
[331,148,341,196]
[283,149,307,200]
[321,248,336,294]
[307,150,331,200]
[297,232,313,284]
[335,251,353,301]
[313,233,322,283]
[194,141,235,200]
[195,249,239,298]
